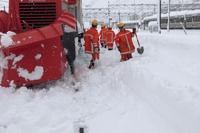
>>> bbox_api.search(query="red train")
[0,0,83,87]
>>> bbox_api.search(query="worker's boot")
[88,60,94,69]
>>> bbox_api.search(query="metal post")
[167,0,170,32]
[108,1,110,26]
[134,0,136,20]
[157,0,161,34]
[118,10,121,23]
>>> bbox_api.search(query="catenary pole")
[108,1,110,26]
[118,10,121,23]
[167,0,171,32]
[157,0,161,34]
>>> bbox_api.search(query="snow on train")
[143,10,200,29]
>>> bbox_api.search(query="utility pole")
[108,1,110,26]
[134,0,136,20]
[118,10,121,23]
[167,0,170,32]
[157,0,161,34]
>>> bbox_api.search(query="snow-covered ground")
[0,29,200,133]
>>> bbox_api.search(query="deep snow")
[0,29,200,133]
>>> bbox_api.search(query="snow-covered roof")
[121,20,141,23]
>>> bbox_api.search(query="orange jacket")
[115,30,135,54]
[106,29,115,49]
[84,27,99,54]
[99,27,108,44]
[106,29,115,44]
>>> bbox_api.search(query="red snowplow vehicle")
[0,0,83,87]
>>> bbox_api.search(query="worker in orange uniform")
[84,19,100,69]
[106,26,115,50]
[99,24,108,48]
[115,22,135,61]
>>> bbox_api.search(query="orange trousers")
[92,53,100,60]
[120,54,132,61]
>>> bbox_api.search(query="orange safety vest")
[106,29,115,49]
[99,28,108,44]
[84,27,99,54]
[115,30,135,54]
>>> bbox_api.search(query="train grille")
[19,2,57,29]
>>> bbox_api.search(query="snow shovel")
[135,33,144,54]
[133,28,144,55]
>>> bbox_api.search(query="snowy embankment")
[0,30,200,133]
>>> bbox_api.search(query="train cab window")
[193,16,196,22]
[192,16,200,22]
[175,18,180,23]
[170,18,175,23]
[198,16,200,21]
[186,17,192,22]
[197,16,200,21]
[180,18,184,22]
[162,19,167,23]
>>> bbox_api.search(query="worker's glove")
[94,47,99,53]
